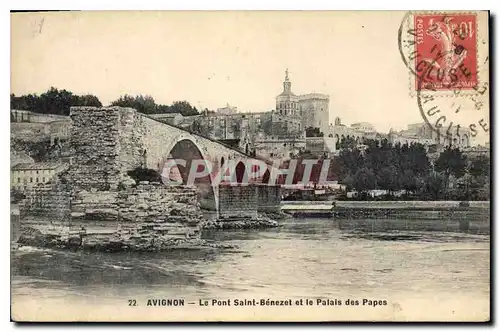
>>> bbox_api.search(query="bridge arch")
[235,161,246,183]
[160,133,218,212]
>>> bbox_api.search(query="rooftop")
[298,93,329,100]
[149,113,183,119]
[12,162,66,171]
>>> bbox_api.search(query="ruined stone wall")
[219,184,258,218]
[20,181,203,242]
[71,182,202,234]
[11,122,52,143]
[117,108,147,173]
[21,183,71,220]
[68,107,121,190]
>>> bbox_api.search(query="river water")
[11,218,490,322]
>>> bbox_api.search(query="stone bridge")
[68,106,281,217]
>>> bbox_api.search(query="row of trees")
[336,139,489,200]
[109,95,200,116]
[305,126,324,137]
[11,88,102,116]
[11,88,201,117]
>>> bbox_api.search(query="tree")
[156,104,171,114]
[352,167,377,193]
[434,147,467,188]
[377,165,399,193]
[76,94,102,107]
[189,118,211,137]
[305,126,324,137]
[110,94,156,114]
[127,167,162,183]
[260,118,273,135]
[338,148,364,179]
[169,101,199,116]
[399,169,418,193]
[11,88,102,115]
[338,135,356,150]
[469,155,490,178]
[342,173,354,192]
[422,173,446,199]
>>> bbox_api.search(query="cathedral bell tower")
[276,68,299,117]
[283,68,292,93]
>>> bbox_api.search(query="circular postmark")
[416,77,489,145]
[398,11,489,144]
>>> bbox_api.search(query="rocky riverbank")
[14,212,285,252]
[16,231,236,252]
[16,224,236,253]
[201,215,280,230]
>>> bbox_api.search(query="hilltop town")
[10,70,490,201]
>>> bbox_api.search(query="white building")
[11,162,68,191]
[350,122,376,133]
[388,123,472,149]
[216,103,238,115]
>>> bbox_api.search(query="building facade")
[275,70,330,133]
[305,137,336,156]
[328,117,384,146]
[298,93,329,133]
[388,123,472,149]
[11,162,68,191]
[216,103,238,115]
[140,69,329,158]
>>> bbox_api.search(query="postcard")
[10,10,490,322]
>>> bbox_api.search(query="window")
[30,177,33,183]
[17,178,20,183]
[43,177,45,182]
[36,178,39,183]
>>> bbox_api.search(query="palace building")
[276,69,330,133]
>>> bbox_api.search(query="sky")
[10,11,490,142]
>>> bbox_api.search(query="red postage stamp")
[414,14,478,91]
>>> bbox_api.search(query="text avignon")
[146,299,185,306]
